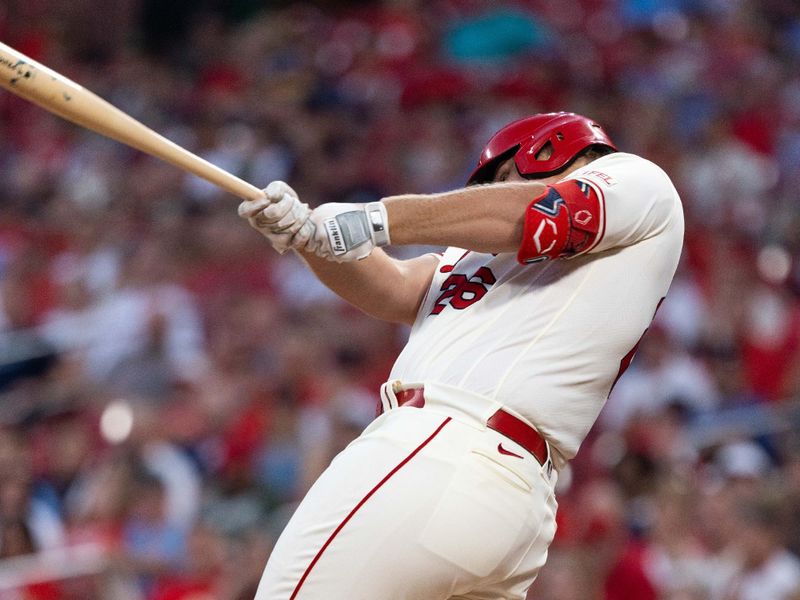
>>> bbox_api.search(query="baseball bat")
[0,42,265,202]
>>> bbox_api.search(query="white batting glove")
[301,202,391,262]
[238,181,314,254]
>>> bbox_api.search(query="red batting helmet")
[467,112,616,185]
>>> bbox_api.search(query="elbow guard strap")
[517,180,602,264]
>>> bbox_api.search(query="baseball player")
[239,112,684,599]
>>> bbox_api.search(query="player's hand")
[300,201,390,262]
[238,181,314,254]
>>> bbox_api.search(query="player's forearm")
[296,249,436,325]
[383,182,547,253]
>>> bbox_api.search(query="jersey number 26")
[430,267,496,315]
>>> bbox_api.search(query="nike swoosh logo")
[497,443,524,459]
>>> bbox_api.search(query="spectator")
[718,496,800,600]
[0,1,799,597]
[120,473,187,593]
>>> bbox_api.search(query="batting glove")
[301,202,391,262]
[238,181,314,254]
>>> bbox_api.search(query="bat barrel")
[0,42,265,202]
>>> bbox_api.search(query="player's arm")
[382,181,547,253]
[288,181,538,322]
[382,156,682,263]
[298,249,438,326]
[238,182,437,325]
[298,155,681,265]
[238,181,545,324]
[295,181,547,262]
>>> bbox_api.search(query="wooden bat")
[0,42,265,202]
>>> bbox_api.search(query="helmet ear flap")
[515,136,560,178]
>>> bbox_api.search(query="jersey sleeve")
[566,153,682,255]
[516,153,682,264]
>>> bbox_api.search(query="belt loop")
[379,380,401,414]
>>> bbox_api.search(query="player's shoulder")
[567,152,678,197]
[568,152,670,182]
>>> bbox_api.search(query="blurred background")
[1,0,800,598]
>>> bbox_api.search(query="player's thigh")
[256,409,557,599]
[256,409,462,599]
[417,427,558,599]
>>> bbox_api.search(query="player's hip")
[258,407,558,599]
[370,379,558,490]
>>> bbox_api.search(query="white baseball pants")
[255,401,558,600]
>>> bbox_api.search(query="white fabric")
[40,283,207,383]
[601,351,718,431]
[721,550,800,600]
[256,405,557,600]
[389,153,684,466]
[141,441,202,530]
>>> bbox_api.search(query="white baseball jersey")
[390,152,684,467]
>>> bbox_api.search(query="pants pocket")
[470,449,532,492]
[418,462,539,578]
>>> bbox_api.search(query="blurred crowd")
[1,0,800,598]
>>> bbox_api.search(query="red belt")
[390,387,549,466]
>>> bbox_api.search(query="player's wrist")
[364,201,390,247]
[303,201,391,262]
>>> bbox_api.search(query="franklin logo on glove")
[324,217,347,255]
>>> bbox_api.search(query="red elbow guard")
[517,180,602,264]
